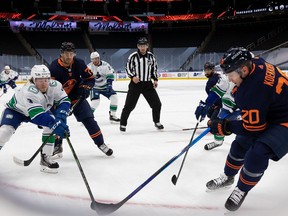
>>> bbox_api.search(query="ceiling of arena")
[0,0,287,22]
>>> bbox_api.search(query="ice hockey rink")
[0,79,287,216]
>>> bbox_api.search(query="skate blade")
[110,120,120,124]
[40,166,58,174]
[205,185,232,193]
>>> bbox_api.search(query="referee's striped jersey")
[126,51,158,82]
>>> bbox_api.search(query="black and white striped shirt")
[126,51,158,82]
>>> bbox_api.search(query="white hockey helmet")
[4,65,10,70]
[90,51,100,60]
[31,64,51,81]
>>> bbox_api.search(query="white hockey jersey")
[210,73,236,112]
[6,80,70,120]
[87,60,114,90]
[0,69,18,83]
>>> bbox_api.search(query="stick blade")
[91,201,122,215]
[171,175,178,185]
[13,156,25,166]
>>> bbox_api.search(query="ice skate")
[51,138,63,160]
[109,111,120,123]
[52,144,63,160]
[206,173,234,191]
[204,140,223,150]
[120,125,126,132]
[154,122,164,130]
[98,143,113,156]
[225,187,248,211]
[40,153,59,174]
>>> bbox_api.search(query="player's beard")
[61,57,73,67]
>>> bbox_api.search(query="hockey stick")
[171,120,200,185]
[0,85,10,97]
[13,100,79,166]
[115,90,128,93]
[91,128,211,215]
[182,126,208,131]
[65,134,98,210]
[68,96,82,116]
[13,133,54,166]
[99,89,128,94]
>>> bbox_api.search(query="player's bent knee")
[0,125,16,146]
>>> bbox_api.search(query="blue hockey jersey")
[231,57,288,135]
[49,57,95,104]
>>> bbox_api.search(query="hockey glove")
[78,84,91,100]
[206,105,218,119]
[55,109,69,124]
[3,87,7,93]
[208,118,232,136]
[195,100,210,122]
[48,119,70,138]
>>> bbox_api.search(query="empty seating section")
[21,31,86,49]
[90,32,145,49]
[204,18,288,53]
[152,28,210,48]
[0,28,30,55]
[154,47,196,71]
[2,16,288,71]
[204,23,272,52]
[252,25,288,51]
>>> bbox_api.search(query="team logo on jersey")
[27,98,33,104]
[95,72,102,80]
[62,79,77,94]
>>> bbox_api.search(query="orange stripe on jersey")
[231,86,238,94]
[83,67,94,81]
[71,99,79,105]
[243,122,267,131]
[226,160,242,171]
[57,58,74,68]
[280,122,288,128]
[240,174,258,186]
[91,131,102,139]
[249,63,256,75]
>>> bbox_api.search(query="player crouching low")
[0,65,70,173]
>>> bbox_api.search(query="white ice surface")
[0,80,287,216]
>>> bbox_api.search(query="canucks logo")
[95,72,104,82]
[27,98,33,104]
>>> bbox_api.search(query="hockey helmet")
[90,51,100,60]
[137,37,148,45]
[31,65,50,81]
[204,62,215,70]
[4,65,10,70]
[60,42,75,53]
[220,47,252,74]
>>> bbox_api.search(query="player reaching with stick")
[0,65,70,173]
[49,42,113,158]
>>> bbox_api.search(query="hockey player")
[194,62,225,150]
[207,47,288,211]
[0,65,19,94]
[49,42,113,158]
[87,51,120,123]
[0,65,70,173]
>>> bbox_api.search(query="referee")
[120,37,164,132]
